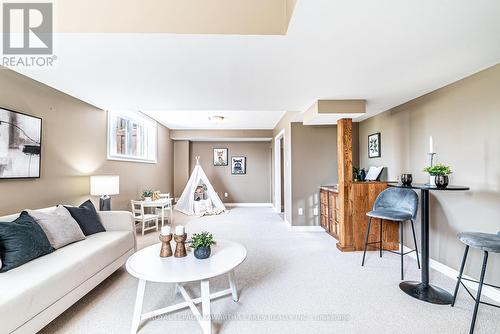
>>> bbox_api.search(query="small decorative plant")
[189,232,216,249]
[189,232,216,259]
[142,189,153,199]
[353,166,360,181]
[423,164,453,176]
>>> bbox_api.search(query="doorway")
[274,129,285,218]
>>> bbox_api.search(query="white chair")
[156,194,173,225]
[131,200,159,236]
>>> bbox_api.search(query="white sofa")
[0,208,136,334]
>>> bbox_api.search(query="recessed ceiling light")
[208,115,224,122]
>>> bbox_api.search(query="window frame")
[107,110,157,164]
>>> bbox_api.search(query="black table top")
[388,182,470,191]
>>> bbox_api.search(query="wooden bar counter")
[320,182,399,252]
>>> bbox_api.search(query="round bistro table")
[126,240,247,334]
[388,183,469,305]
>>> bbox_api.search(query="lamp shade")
[90,175,119,196]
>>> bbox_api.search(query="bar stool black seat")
[361,187,421,280]
[452,231,500,334]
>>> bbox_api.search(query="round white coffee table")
[126,240,247,334]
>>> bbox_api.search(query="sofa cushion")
[65,200,105,236]
[0,230,134,334]
[27,206,86,249]
[0,211,54,273]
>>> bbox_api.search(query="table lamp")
[90,175,119,211]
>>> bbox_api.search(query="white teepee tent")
[175,157,226,216]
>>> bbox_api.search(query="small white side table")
[140,198,173,225]
[126,240,247,334]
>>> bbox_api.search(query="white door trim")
[274,129,285,215]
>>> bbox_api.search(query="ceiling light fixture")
[208,115,224,122]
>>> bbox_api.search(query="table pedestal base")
[399,281,453,305]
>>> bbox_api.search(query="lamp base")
[99,196,111,211]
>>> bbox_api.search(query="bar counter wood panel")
[349,182,399,251]
[320,182,399,252]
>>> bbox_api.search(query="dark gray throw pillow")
[0,211,54,273]
[65,200,105,236]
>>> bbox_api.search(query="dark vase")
[194,246,211,259]
[401,174,413,186]
[359,169,366,182]
[435,175,449,188]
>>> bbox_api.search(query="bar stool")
[361,187,421,280]
[451,231,500,334]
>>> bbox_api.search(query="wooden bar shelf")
[320,186,339,239]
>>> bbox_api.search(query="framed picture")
[231,156,246,175]
[368,132,381,158]
[0,107,42,179]
[213,148,228,166]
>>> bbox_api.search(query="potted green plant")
[142,189,153,201]
[189,232,216,259]
[423,164,452,188]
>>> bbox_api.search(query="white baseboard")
[224,203,273,208]
[289,225,324,232]
[402,245,500,303]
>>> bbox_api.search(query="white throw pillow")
[26,206,85,249]
[194,200,207,216]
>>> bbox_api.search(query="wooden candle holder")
[174,233,188,258]
[159,234,173,257]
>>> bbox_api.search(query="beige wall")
[189,141,272,203]
[359,64,500,284]
[173,140,190,198]
[0,69,174,215]
[290,122,359,226]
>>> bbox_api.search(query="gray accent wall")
[359,64,500,284]
[189,141,272,203]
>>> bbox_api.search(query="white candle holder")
[427,152,437,186]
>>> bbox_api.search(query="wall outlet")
[298,208,303,216]
[224,192,228,198]
[313,207,319,216]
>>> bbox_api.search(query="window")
[107,110,157,163]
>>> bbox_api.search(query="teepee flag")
[175,157,226,216]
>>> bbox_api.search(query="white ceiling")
[142,109,285,129]
[10,0,500,129]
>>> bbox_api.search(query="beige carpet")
[40,208,499,334]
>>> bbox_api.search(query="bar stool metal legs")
[361,218,420,280]
[410,220,421,269]
[400,222,404,280]
[361,217,373,267]
[452,246,500,334]
[380,220,383,258]
[471,251,488,334]
[452,245,469,307]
